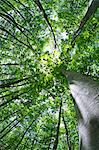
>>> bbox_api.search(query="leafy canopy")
[0,0,98,149]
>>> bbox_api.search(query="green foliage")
[0,0,98,149]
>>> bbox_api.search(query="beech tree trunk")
[62,70,99,150]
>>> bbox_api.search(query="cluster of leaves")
[0,0,98,149]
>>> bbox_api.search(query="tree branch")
[0,110,20,122]
[0,87,31,107]
[53,99,62,150]
[0,117,17,134]
[62,115,71,150]
[34,0,57,48]
[71,0,99,46]
[0,77,28,88]
[0,120,20,139]
[0,25,33,50]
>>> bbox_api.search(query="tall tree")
[0,0,98,149]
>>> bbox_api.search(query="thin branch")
[0,87,31,107]
[62,115,71,150]
[15,0,34,16]
[0,63,19,66]
[0,77,19,83]
[0,77,28,88]
[0,109,35,140]
[34,0,57,48]
[0,117,17,134]
[0,25,33,50]
[1,0,26,20]
[0,35,29,52]
[71,0,99,45]
[47,90,56,99]
[0,11,33,50]
[0,82,29,95]
[53,99,62,150]
[0,89,22,99]
[14,120,35,150]
[0,110,20,122]
[0,120,20,139]
[0,5,32,35]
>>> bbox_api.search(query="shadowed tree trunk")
[62,70,99,150]
[62,115,71,150]
[72,0,99,45]
[53,99,62,150]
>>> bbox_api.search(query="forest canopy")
[0,0,99,149]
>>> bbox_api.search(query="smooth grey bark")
[62,70,99,150]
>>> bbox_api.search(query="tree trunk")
[62,70,99,150]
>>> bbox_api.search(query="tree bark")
[62,70,99,150]
[62,115,71,150]
[34,0,57,48]
[72,0,99,45]
[53,100,62,150]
